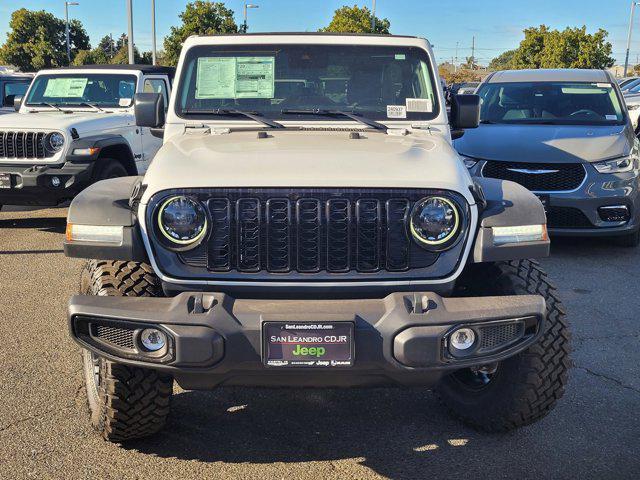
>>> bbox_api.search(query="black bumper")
[0,162,94,206]
[68,291,546,389]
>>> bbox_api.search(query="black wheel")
[615,229,640,248]
[80,260,172,442]
[91,158,128,182]
[436,259,571,432]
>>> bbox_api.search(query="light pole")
[242,4,259,34]
[151,0,157,65]
[127,0,135,64]
[65,1,79,63]
[371,0,376,33]
[624,1,640,77]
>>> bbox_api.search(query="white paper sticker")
[605,114,618,120]
[43,78,88,98]
[387,105,407,119]
[596,83,612,88]
[119,98,132,107]
[395,54,406,60]
[196,56,275,99]
[406,98,433,113]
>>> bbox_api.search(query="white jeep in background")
[0,65,173,209]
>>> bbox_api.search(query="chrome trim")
[480,161,588,194]
[506,168,560,175]
[137,199,479,287]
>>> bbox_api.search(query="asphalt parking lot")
[0,206,638,480]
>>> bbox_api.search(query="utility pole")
[110,33,114,57]
[455,41,459,71]
[243,4,259,34]
[151,0,157,65]
[127,0,135,64]
[624,2,640,76]
[65,2,79,63]
[471,36,475,67]
[371,0,376,32]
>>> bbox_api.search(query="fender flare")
[66,134,138,175]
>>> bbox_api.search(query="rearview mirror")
[134,93,165,129]
[450,94,480,139]
[13,95,23,111]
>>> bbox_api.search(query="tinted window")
[26,74,137,108]
[477,82,624,125]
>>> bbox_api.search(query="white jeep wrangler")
[64,34,570,442]
[0,65,173,208]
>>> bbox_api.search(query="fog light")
[598,205,630,223]
[140,328,167,352]
[51,176,61,187]
[450,328,475,350]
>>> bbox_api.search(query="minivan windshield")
[25,73,137,108]
[477,81,625,125]
[176,44,439,121]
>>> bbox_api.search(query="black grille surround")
[482,160,586,192]
[146,188,472,283]
[545,206,594,229]
[0,131,56,159]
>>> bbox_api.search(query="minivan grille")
[173,189,464,275]
[482,161,585,192]
[0,131,53,159]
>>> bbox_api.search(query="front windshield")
[477,81,625,125]
[25,73,137,108]
[177,44,439,121]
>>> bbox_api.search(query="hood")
[141,129,475,204]
[454,124,632,163]
[0,110,134,136]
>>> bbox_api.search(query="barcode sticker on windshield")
[606,115,618,120]
[406,98,432,113]
[387,105,407,119]
[596,83,611,88]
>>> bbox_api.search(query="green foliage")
[0,8,90,71]
[72,48,109,66]
[488,49,516,71]
[97,34,117,59]
[320,5,390,34]
[109,45,151,65]
[163,1,238,66]
[497,25,615,70]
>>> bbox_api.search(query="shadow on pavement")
[125,387,490,479]
[0,216,66,234]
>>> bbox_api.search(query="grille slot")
[546,206,594,228]
[482,161,585,192]
[478,322,524,350]
[93,324,135,350]
[0,131,53,159]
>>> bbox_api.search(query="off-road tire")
[436,259,570,432]
[91,158,128,182]
[615,229,640,248]
[80,260,172,442]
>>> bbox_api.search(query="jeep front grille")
[482,161,586,192]
[0,131,54,159]
[163,189,468,276]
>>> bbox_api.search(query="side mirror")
[134,93,165,129]
[450,94,480,139]
[13,95,23,111]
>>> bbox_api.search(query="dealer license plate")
[263,322,354,368]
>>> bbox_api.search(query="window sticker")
[119,98,132,107]
[605,114,618,120]
[196,56,275,99]
[387,105,407,119]
[406,98,433,112]
[43,78,88,98]
[595,83,612,88]
[395,54,406,60]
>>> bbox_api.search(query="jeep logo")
[291,344,326,357]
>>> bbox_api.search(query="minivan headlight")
[460,155,478,169]
[410,196,461,250]
[592,156,635,174]
[157,196,208,249]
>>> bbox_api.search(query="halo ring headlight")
[46,132,65,152]
[157,195,208,249]
[410,196,461,250]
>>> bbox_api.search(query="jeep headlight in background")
[410,196,461,250]
[157,195,208,249]
[45,132,65,152]
[592,156,635,174]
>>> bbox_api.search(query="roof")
[191,32,421,39]
[486,69,610,84]
[55,64,176,76]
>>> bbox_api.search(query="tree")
[504,25,614,70]
[320,5,390,34]
[0,8,90,71]
[97,34,116,59]
[72,48,109,66]
[163,1,238,66]
[488,49,516,71]
[110,45,150,65]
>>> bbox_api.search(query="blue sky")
[0,0,638,65]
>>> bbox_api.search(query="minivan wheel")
[436,260,571,432]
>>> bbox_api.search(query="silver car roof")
[486,69,610,84]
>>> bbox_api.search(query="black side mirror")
[13,95,23,111]
[134,92,165,129]
[450,94,480,139]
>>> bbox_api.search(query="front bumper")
[68,291,545,389]
[0,161,94,206]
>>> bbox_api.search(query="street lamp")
[65,1,79,62]
[242,4,259,34]
[624,1,640,77]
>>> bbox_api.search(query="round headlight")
[157,196,208,248]
[47,132,65,151]
[410,196,460,249]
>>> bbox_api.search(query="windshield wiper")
[183,108,284,129]
[28,102,72,113]
[281,108,387,131]
[69,102,105,112]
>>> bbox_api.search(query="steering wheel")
[569,109,601,118]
